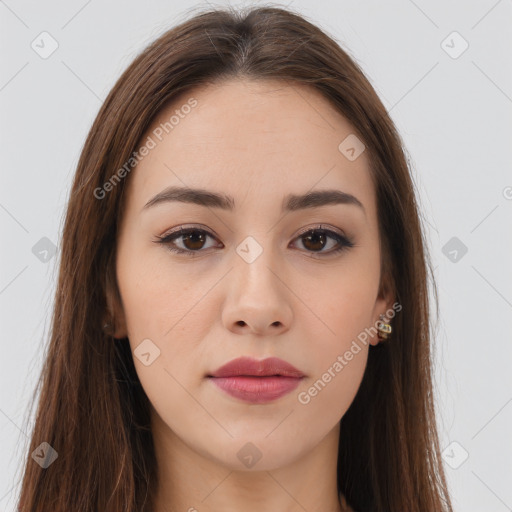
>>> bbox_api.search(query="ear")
[103,264,128,340]
[370,268,397,346]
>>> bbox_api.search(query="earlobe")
[369,307,395,346]
[370,271,397,346]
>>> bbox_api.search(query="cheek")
[303,259,380,341]
[294,273,376,425]
[303,286,372,400]
[297,345,368,421]
[116,238,215,344]
[299,256,379,396]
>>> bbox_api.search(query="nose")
[221,243,293,336]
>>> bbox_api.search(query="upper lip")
[208,356,305,378]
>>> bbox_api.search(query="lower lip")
[209,376,302,403]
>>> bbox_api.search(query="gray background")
[1,0,511,511]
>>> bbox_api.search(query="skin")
[111,77,394,512]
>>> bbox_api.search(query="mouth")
[207,356,305,404]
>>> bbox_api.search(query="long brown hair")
[16,5,453,511]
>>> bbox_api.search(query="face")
[113,77,393,471]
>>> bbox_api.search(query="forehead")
[124,78,376,219]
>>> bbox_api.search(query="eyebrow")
[142,186,365,215]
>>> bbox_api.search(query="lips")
[207,356,305,404]
[209,356,305,378]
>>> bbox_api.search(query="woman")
[17,5,454,512]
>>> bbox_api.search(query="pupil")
[304,232,325,251]
[185,232,205,250]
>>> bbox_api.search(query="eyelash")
[153,224,354,258]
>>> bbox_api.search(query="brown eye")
[155,228,221,256]
[301,230,327,251]
[293,228,354,255]
[180,231,207,250]
[154,226,354,257]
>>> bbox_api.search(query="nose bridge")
[234,233,281,293]
[221,231,292,334]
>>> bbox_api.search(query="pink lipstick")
[207,356,305,404]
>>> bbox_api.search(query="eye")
[153,224,354,257]
[153,226,222,256]
[291,225,354,256]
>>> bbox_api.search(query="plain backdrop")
[1,1,511,511]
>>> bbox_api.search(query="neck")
[150,408,347,512]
